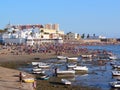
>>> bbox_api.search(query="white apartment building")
[2,24,64,45]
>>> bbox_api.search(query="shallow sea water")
[19,45,120,90]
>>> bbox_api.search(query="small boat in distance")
[109,55,117,60]
[23,78,35,83]
[32,70,45,74]
[112,71,120,76]
[67,57,78,62]
[36,73,49,80]
[32,62,40,66]
[67,63,77,68]
[39,75,49,80]
[73,66,88,71]
[56,70,75,74]
[55,68,75,77]
[32,67,42,72]
[67,57,78,60]
[57,56,67,60]
[112,64,120,69]
[61,79,71,85]
[38,62,50,68]
[110,81,120,88]
[107,52,117,60]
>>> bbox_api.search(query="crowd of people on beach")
[0,41,117,57]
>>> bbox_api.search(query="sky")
[0,0,120,38]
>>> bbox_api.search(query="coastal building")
[64,32,80,40]
[10,24,43,30]
[52,24,59,30]
[2,23,64,45]
[40,28,64,39]
[83,39,101,43]
[83,34,102,43]
[45,24,52,29]
[82,34,107,43]
[101,38,117,43]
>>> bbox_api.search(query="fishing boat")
[57,56,67,60]
[38,62,50,68]
[67,57,78,62]
[32,67,42,72]
[67,63,77,68]
[81,54,92,59]
[32,69,45,74]
[112,64,120,69]
[73,66,88,71]
[39,75,49,80]
[23,78,35,83]
[107,52,117,60]
[110,81,120,88]
[67,57,78,60]
[55,68,75,77]
[112,71,120,76]
[110,61,116,65]
[32,62,40,66]
[56,70,75,74]
[109,55,117,60]
[61,79,71,85]
[37,74,49,80]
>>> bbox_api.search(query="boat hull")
[23,78,34,83]
[61,79,71,85]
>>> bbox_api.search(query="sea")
[19,44,120,90]
[75,44,120,90]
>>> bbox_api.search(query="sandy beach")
[0,66,34,90]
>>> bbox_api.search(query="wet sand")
[0,51,81,90]
[0,42,119,90]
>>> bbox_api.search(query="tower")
[52,24,59,30]
[45,24,52,29]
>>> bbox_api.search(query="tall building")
[52,24,59,30]
[45,24,52,29]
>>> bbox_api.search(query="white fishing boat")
[110,81,120,88]
[57,70,75,74]
[32,67,42,72]
[107,52,117,60]
[110,61,116,65]
[112,64,120,69]
[32,62,40,66]
[32,70,45,74]
[38,74,49,80]
[81,54,92,59]
[38,62,50,68]
[55,68,75,77]
[109,55,117,60]
[67,57,78,60]
[73,66,88,71]
[67,57,78,62]
[67,63,77,68]
[61,79,71,85]
[57,56,67,60]
[112,71,120,76]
